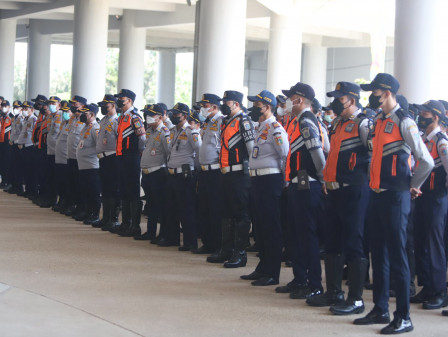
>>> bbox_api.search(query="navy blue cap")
[69,95,87,105]
[0,96,4,101]
[98,94,117,106]
[60,100,70,111]
[13,100,22,108]
[322,104,332,112]
[157,102,168,112]
[80,103,99,114]
[396,94,409,112]
[197,93,222,106]
[1,100,10,107]
[248,90,277,108]
[287,82,315,101]
[115,89,136,102]
[327,81,361,99]
[31,94,48,104]
[188,110,201,123]
[222,90,243,104]
[438,100,448,112]
[416,100,446,118]
[276,95,286,104]
[21,101,33,109]
[47,96,61,103]
[281,86,294,98]
[312,98,322,112]
[170,102,190,115]
[360,73,400,94]
[142,103,164,116]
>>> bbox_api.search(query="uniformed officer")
[0,100,13,190]
[207,90,255,268]
[76,104,101,225]
[411,100,448,310]
[8,101,24,195]
[307,82,371,315]
[240,90,289,285]
[115,89,146,237]
[94,95,120,231]
[322,104,336,128]
[275,95,287,123]
[163,102,201,250]
[159,103,175,130]
[137,104,170,242]
[354,73,433,334]
[275,82,326,300]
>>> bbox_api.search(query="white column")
[0,19,17,100]
[301,44,327,102]
[196,0,247,101]
[266,12,302,95]
[118,10,146,108]
[156,50,176,107]
[26,20,51,99]
[71,0,109,103]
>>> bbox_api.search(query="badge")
[252,146,259,158]
[243,121,251,130]
[384,122,394,134]
[103,138,107,145]
[344,123,355,133]
[302,127,310,138]
[426,142,433,152]
[151,149,156,156]
[79,140,84,149]
[124,116,129,123]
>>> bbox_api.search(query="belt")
[372,188,387,193]
[325,182,350,190]
[168,166,194,175]
[142,165,165,174]
[221,164,243,174]
[97,151,116,159]
[249,168,281,177]
[291,176,317,183]
[201,163,220,171]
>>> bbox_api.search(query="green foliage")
[50,68,71,100]
[143,50,158,105]
[105,48,119,95]
[175,53,193,105]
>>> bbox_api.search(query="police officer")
[8,101,24,195]
[76,104,101,225]
[354,73,433,334]
[163,103,201,250]
[207,90,255,268]
[137,104,170,242]
[307,82,371,315]
[0,100,13,189]
[240,90,289,285]
[411,100,448,310]
[115,89,146,237]
[95,95,120,231]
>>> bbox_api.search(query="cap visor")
[326,90,345,98]
[247,95,262,102]
[360,83,375,91]
[281,90,291,97]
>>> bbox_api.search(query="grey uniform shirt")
[96,114,119,153]
[76,120,100,170]
[199,112,222,165]
[55,119,71,164]
[10,115,24,144]
[249,115,289,171]
[47,111,63,155]
[141,122,170,168]
[17,114,37,146]
[67,116,85,160]
[167,122,202,168]
[423,126,448,189]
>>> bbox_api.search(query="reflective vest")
[323,114,369,185]
[369,109,412,190]
[38,116,49,149]
[421,132,447,195]
[219,114,251,167]
[116,112,144,156]
[32,114,43,145]
[0,113,12,143]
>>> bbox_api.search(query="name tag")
[252,146,259,158]
[384,122,394,134]
[79,140,84,149]
[103,138,107,145]
[344,123,355,133]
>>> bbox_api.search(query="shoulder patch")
[302,127,310,138]
[272,121,281,129]
[133,117,143,129]
[242,121,251,130]
[439,143,448,156]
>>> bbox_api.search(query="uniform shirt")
[421,126,448,192]
[116,106,146,155]
[10,114,24,144]
[0,112,13,143]
[17,114,37,146]
[47,111,63,155]
[141,122,170,169]
[76,120,100,170]
[67,116,85,160]
[167,122,201,168]
[55,120,71,164]
[96,113,119,153]
[249,115,289,170]
[199,112,222,165]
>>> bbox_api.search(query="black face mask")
[79,113,87,123]
[70,106,78,113]
[100,106,108,115]
[330,99,348,116]
[117,99,125,109]
[368,93,383,110]
[170,116,181,125]
[417,116,433,131]
[221,104,232,116]
[250,106,263,123]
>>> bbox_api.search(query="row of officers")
[1,73,448,335]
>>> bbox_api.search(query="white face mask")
[22,110,28,117]
[146,116,156,124]
[200,107,212,119]
[285,98,293,113]
[277,107,286,116]
[13,108,20,115]
[2,107,8,113]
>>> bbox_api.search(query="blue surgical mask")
[198,113,206,123]
[49,105,57,113]
[62,112,70,121]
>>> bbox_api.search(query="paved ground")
[0,191,446,337]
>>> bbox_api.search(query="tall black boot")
[98,198,111,228]
[330,258,368,315]
[119,200,142,237]
[307,254,345,306]
[207,218,234,263]
[224,218,249,268]
[103,198,121,232]
[116,200,131,235]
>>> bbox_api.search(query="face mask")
[368,93,383,110]
[330,99,349,116]
[70,106,78,113]
[100,106,108,115]
[62,112,71,121]
[285,98,293,112]
[417,116,433,131]
[146,116,156,124]
[13,108,20,115]
[221,104,232,116]
[276,107,286,116]
[49,105,57,113]
[79,113,87,123]
[22,110,28,118]
[34,110,39,117]
[2,107,8,113]
[200,107,212,119]
[170,116,181,125]
[324,115,333,123]
[198,113,206,123]
[250,106,263,123]
[117,99,125,109]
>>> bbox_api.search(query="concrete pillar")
[118,10,146,108]
[302,44,327,102]
[71,0,109,103]
[156,50,176,107]
[0,19,17,100]
[196,0,247,101]
[266,12,302,95]
[26,20,51,99]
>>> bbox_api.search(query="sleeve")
[300,118,322,151]
[189,129,202,153]
[272,124,290,161]
[161,127,171,158]
[132,115,146,138]
[240,118,255,143]
[359,118,370,148]
[321,126,330,155]
[400,118,434,189]
[437,138,448,190]
[310,147,326,183]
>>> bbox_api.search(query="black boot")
[307,254,345,307]
[102,198,120,232]
[330,258,368,315]
[207,219,234,263]
[223,219,249,268]
[98,198,111,228]
[118,200,142,237]
[116,200,131,235]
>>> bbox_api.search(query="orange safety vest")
[219,114,252,168]
[32,114,43,145]
[0,114,12,143]
[38,116,49,149]
[421,132,447,195]
[116,112,145,156]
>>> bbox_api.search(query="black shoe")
[90,218,102,228]
[118,225,141,237]
[223,250,247,268]
[157,238,178,247]
[241,271,265,281]
[101,222,119,233]
[206,249,233,263]
[422,293,448,310]
[290,287,322,300]
[134,232,152,241]
[83,215,96,225]
[191,245,214,254]
[442,310,448,316]
[410,288,432,304]
[354,309,390,325]
[275,282,306,294]
[251,277,279,286]
[179,245,196,252]
[306,290,345,307]
[74,211,87,221]
[380,317,413,334]
[330,299,365,315]
[150,236,161,244]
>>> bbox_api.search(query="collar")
[382,103,400,119]
[260,115,276,127]
[426,126,441,142]
[124,106,135,115]
[296,107,311,121]
[209,112,222,123]
[154,122,163,132]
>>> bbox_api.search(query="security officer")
[115,89,146,237]
[307,82,371,315]
[275,95,287,122]
[275,82,326,300]
[163,102,201,250]
[17,101,38,197]
[207,90,254,268]
[76,104,101,225]
[322,105,336,128]
[195,93,223,255]
[95,95,120,231]
[354,73,433,334]
[8,101,24,195]
[137,104,170,242]
[0,100,13,189]
[159,103,175,130]
[411,100,448,310]
[240,90,289,285]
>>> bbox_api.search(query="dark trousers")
[369,190,411,320]
[0,142,8,183]
[21,146,37,194]
[165,172,198,247]
[141,168,167,238]
[197,169,223,251]
[67,159,80,207]
[38,148,48,196]
[99,154,119,200]
[31,146,41,194]
[286,181,323,290]
[42,154,56,202]
[11,144,23,188]
[118,154,141,201]
[55,163,67,201]
[414,192,447,294]
[251,173,283,281]
[325,184,370,262]
[78,169,101,216]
